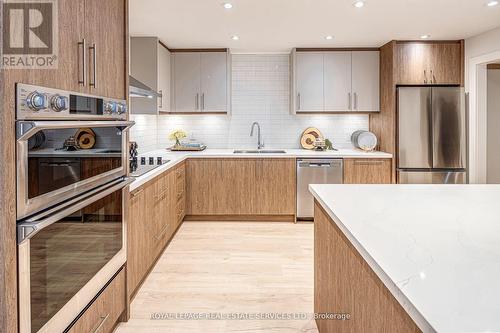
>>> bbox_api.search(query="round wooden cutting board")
[300,127,324,149]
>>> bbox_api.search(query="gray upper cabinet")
[172,53,201,112]
[201,53,228,112]
[324,52,352,111]
[292,49,380,113]
[295,53,324,112]
[130,37,170,114]
[157,44,171,112]
[172,51,230,113]
[351,51,380,112]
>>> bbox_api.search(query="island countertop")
[309,184,500,333]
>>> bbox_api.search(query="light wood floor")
[115,222,318,333]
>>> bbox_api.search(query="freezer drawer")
[398,170,467,184]
[296,159,343,219]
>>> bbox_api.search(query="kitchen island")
[310,184,500,333]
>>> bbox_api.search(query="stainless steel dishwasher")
[296,159,343,220]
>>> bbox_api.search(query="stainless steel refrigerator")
[397,87,467,184]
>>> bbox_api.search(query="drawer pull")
[91,313,109,333]
[154,224,170,240]
[353,160,385,165]
[154,188,169,201]
[131,188,144,198]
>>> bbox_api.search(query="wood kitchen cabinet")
[172,51,230,113]
[395,41,463,85]
[84,0,126,99]
[343,159,392,184]
[51,0,127,98]
[66,269,125,333]
[185,158,295,218]
[127,162,186,298]
[292,49,380,113]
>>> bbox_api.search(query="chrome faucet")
[250,122,264,149]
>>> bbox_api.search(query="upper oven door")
[16,120,134,219]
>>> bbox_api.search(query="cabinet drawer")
[66,269,125,333]
[343,159,392,184]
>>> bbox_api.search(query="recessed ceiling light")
[325,35,334,40]
[231,35,239,41]
[223,2,233,9]
[487,0,499,6]
[420,34,431,39]
[353,1,365,8]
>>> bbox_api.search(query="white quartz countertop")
[309,184,500,333]
[129,148,392,191]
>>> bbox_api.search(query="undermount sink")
[233,149,286,154]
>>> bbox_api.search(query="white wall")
[465,26,500,183]
[131,54,369,153]
[487,69,500,183]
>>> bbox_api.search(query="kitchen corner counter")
[128,148,392,191]
[310,184,500,333]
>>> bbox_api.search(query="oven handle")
[17,177,134,244]
[16,120,135,141]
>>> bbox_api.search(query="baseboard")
[184,215,296,222]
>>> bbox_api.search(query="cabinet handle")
[354,92,358,110]
[89,43,97,88]
[353,160,385,165]
[431,70,436,84]
[91,313,109,333]
[154,224,170,240]
[297,93,301,110]
[131,188,144,198]
[195,93,199,110]
[348,92,352,110]
[201,93,205,110]
[78,39,87,86]
[424,70,428,84]
[159,90,163,108]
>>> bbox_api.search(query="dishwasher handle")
[297,159,343,168]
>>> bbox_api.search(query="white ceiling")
[129,0,500,53]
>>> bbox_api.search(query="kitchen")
[1,1,500,333]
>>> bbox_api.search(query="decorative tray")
[169,145,207,151]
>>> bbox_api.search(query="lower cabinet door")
[66,269,125,333]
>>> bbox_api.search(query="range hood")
[129,75,161,98]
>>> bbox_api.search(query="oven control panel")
[16,83,128,120]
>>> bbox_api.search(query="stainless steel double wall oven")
[15,83,134,333]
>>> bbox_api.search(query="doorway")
[467,50,500,183]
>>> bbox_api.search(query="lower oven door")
[16,120,134,219]
[17,177,133,333]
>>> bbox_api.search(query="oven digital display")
[69,95,103,115]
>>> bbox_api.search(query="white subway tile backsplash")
[130,54,369,152]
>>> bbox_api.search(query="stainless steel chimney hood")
[129,75,161,98]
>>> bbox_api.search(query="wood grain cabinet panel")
[343,159,392,184]
[395,42,463,85]
[314,203,421,333]
[67,269,125,333]
[84,0,126,99]
[127,163,186,299]
[186,158,295,217]
[127,182,154,296]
